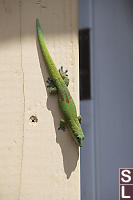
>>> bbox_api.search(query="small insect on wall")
[0,0,80,200]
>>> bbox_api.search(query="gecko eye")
[77,136,81,141]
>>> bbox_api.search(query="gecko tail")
[36,18,42,33]
[36,18,60,78]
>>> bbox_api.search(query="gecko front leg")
[46,77,57,94]
[59,66,69,86]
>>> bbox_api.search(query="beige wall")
[0,0,80,199]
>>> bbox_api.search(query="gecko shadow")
[36,37,79,179]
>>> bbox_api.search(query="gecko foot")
[59,66,69,86]
[46,77,57,94]
[46,77,54,87]
[58,119,66,131]
[78,115,82,123]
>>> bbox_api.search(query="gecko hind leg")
[58,119,66,131]
[59,66,69,86]
[46,77,57,94]
[78,115,82,123]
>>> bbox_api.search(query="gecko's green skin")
[36,19,84,147]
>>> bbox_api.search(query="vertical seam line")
[18,0,25,199]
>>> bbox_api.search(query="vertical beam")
[20,0,80,200]
[0,0,79,199]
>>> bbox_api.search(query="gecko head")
[73,134,84,147]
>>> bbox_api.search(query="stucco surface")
[0,0,80,199]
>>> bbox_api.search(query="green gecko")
[36,19,84,147]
